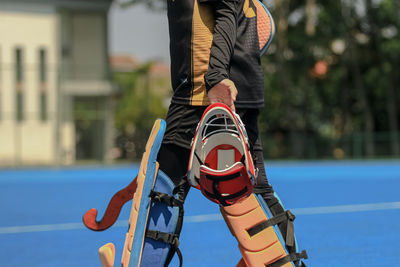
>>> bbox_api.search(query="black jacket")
[167,0,270,108]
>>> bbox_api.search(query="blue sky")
[109,3,170,63]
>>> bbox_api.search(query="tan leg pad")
[99,243,115,267]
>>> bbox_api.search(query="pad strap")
[266,197,296,248]
[146,230,183,267]
[253,185,274,195]
[149,189,184,267]
[247,210,295,246]
[149,190,184,208]
[267,250,308,267]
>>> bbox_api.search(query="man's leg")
[252,137,275,200]
[157,143,191,201]
[236,108,274,201]
[158,103,208,200]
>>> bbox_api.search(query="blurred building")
[109,54,139,72]
[0,0,116,166]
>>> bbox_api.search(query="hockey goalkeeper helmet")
[187,103,256,206]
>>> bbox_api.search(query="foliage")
[259,0,400,159]
[113,64,168,160]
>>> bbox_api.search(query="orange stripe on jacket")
[191,0,214,106]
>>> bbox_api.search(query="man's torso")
[167,0,265,108]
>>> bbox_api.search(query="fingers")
[229,82,237,112]
[230,83,238,100]
[207,79,237,111]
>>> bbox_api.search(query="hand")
[207,79,238,111]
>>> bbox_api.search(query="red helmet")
[187,103,256,206]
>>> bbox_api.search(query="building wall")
[0,5,59,165]
[60,11,108,81]
[71,13,107,80]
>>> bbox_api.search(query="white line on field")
[292,201,400,215]
[1,201,399,234]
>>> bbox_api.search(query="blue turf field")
[0,160,400,266]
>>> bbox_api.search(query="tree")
[114,63,168,160]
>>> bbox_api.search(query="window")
[0,46,2,121]
[39,48,47,121]
[40,92,47,121]
[39,48,46,83]
[16,92,24,122]
[15,48,23,82]
[15,48,24,122]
